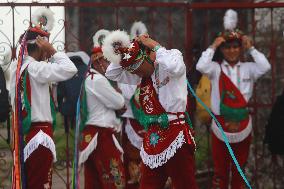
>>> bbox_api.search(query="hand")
[242,35,253,51]
[211,36,226,50]
[115,106,127,116]
[134,33,149,41]
[136,35,159,49]
[35,36,56,58]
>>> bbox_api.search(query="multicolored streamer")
[12,31,28,189]
[187,80,252,189]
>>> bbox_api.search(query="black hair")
[212,39,242,63]
[27,43,39,55]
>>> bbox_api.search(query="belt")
[31,122,52,128]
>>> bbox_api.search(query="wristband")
[152,45,161,52]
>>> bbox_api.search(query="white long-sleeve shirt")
[196,47,271,115]
[196,47,271,142]
[10,52,78,122]
[117,83,137,118]
[105,47,188,120]
[85,69,125,132]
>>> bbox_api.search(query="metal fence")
[0,1,284,189]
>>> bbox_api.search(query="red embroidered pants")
[139,145,198,189]
[212,132,251,189]
[24,123,54,189]
[122,119,144,189]
[84,128,126,189]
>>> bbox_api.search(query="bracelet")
[152,45,161,52]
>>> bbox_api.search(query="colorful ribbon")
[187,80,252,189]
[72,61,92,189]
[13,31,28,189]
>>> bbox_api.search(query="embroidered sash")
[131,77,195,169]
[219,69,249,133]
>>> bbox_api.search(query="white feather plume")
[102,30,131,64]
[93,29,110,47]
[31,8,55,32]
[0,47,12,66]
[223,9,238,31]
[130,21,148,39]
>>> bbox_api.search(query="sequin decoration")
[149,132,160,147]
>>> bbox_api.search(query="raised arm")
[28,52,78,83]
[156,47,186,77]
[86,75,125,110]
[196,37,225,79]
[242,36,271,80]
[27,37,77,83]
[105,62,140,85]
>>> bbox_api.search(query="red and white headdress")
[102,30,146,71]
[23,8,55,44]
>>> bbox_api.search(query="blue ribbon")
[187,80,252,189]
[72,61,92,189]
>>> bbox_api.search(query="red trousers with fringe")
[83,126,126,189]
[24,123,54,189]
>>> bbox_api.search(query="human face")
[220,41,241,66]
[92,52,110,75]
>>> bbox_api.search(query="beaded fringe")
[140,131,185,169]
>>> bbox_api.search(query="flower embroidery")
[110,158,125,189]
[84,134,92,143]
[150,133,160,146]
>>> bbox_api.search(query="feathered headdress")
[130,21,148,39]
[22,8,55,44]
[219,9,243,41]
[102,30,146,71]
[31,7,55,33]
[92,29,110,55]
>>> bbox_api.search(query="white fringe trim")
[79,133,98,165]
[140,131,185,169]
[125,119,143,149]
[211,116,252,143]
[112,134,124,161]
[24,130,57,162]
